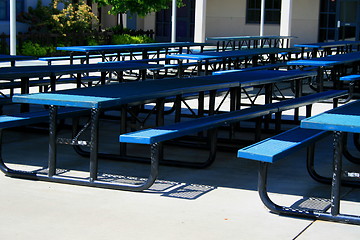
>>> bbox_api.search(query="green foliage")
[18,0,99,35]
[94,0,184,16]
[112,34,155,44]
[20,41,56,57]
[52,0,99,35]
[86,38,100,46]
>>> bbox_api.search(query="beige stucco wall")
[205,0,320,45]
[290,0,320,44]
[205,0,280,38]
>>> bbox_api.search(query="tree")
[94,0,184,16]
[94,0,184,29]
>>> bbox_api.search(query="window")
[246,0,281,24]
[318,0,337,42]
[0,0,25,21]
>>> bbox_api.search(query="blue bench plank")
[120,90,346,145]
[120,105,274,144]
[340,74,360,81]
[271,89,347,111]
[0,107,89,128]
[237,127,330,163]
[212,63,287,75]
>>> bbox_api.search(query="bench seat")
[120,89,347,145]
[237,126,330,163]
[212,63,287,75]
[340,74,360,81]
[0,107,89,129]
[120,104,274,145]
[119,89,346,170]
[237,124,360,225]
[0,76,100,90]
[39,53,118,65]
[123,88,344,144]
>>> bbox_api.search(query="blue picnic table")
[206,35,297,50]
[300,100,360,224]
[166,47,299,75]
[287,51,360,91]
[294,40,360,58]
[57,42,213,64]
[9,69,316,191]
[0,61,163,93]
[0,61,163,112]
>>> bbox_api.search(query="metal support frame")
[306,138,360,188]
[258,154,360,225]
[0,110,160,191]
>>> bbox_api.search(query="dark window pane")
[274,0,281,9]
[0,0,6,20]
[247,0,281,24]
[320,0,328,11]
[319,14,328,28]
[318,29,327,42]
[329,0,337,12]
[328,29,335,39]
[248,0,260,8]
[328,13,336,28]
[247,9,261,23]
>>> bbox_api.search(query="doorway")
[319,0,360,42]
[335,0,360,40]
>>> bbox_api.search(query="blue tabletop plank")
[167,48,298,61]
[12,76,238,108]
[12,69,316,109]
[0,54,36,63]
[287,51,360,67]
[206,36,296,41]
[57,42,212,53]
[0,61,163,79]
[301,100,360,133]
[294,40,360,49]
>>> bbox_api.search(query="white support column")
[171,0,177,43]
[260,0,265,36]
[194,0,207,43]
[280,0,293,36]
[10,0,16,55]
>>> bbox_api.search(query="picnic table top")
[206,36,297,41]
[56,42,213,53]
[294,40,360,49]
[0,54,35,63]
[0,61,163,79]
[12,69,316,109]
[166,48,299,61]
[301,100,360,133]
[287,51,360,67]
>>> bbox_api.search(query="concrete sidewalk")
[0,107,359,240]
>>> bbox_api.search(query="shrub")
[20,41,56,57]
[112,34,155,45]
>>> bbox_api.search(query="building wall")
[205,0,280,38]
[0,0,53,34]
[204,0,320,45]
[290,0,320,44]
[102,0,321,45]
[143,13,156,31]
